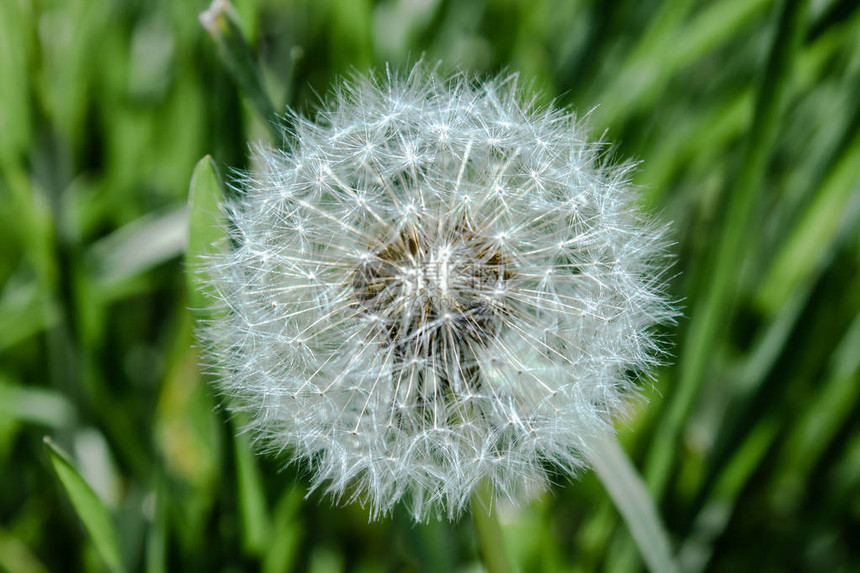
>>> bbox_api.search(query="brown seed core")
[351,215,512,351]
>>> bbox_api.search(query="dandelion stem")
[587,431,678,573]
[470,482,513,573]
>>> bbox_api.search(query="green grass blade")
[677,237,860,572]
[200,0,279,140]
[0,275,59,352]
[186,155,273,555]
[232,418,272,556]
[592,0,773,128]
[329,0,373,71]
[755,94,860,314]
[768,309,860,510]
[186,155,225,320]
[262,486,304,573]
[0,379,75,428]
[644,0,810,500]
[676,419,780,573]
[145,478,168,573]
[0,527,50,573]
[471,481,514,573]
[44,437,126,573]
[89,206,188,295]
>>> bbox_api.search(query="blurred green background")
[1,0,859,571]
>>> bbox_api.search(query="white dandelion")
[201,65,674,521]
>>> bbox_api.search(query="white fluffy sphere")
[202,66,674,520]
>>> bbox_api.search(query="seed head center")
[351,216,512,347]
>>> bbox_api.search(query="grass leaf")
[186,155,225,320]
[643,0,811,500]
[43,438,126,573]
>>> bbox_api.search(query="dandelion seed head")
[202,65,675,521]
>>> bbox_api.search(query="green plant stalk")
[643,0,810,501]
[587,432,679,573]
[471,483,514,573]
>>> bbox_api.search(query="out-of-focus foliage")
[0,0,858,571]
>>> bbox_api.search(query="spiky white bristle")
[202,65,674,521]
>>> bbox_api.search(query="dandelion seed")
[202,65,674,521]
